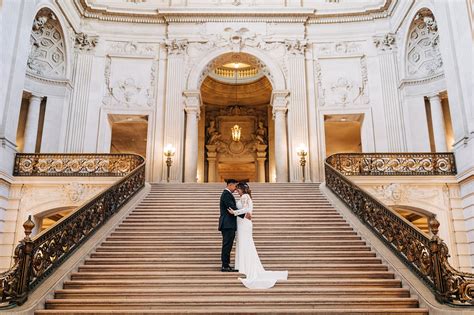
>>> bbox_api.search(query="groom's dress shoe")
[221,266,232,272]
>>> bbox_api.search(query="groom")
[218,179,243,272]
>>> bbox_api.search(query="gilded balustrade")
[1,154,145,308]
[325,153,473,305]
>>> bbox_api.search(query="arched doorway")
[198,53,273,182]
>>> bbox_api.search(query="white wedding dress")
[234,193,288,289]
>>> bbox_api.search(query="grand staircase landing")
[35,183,428,314]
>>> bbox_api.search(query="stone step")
[36,308,428,314]
[70,270,393,280]
[77,263,388,272]
[62,278,402,289]
[54,287,408,299]
[44,297,420,310]
[89,251,377,258]
[83,257,383,264]
[96,245,372,252]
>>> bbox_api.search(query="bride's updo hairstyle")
[236,182,252,198]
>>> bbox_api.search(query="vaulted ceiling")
[201,76,272,107]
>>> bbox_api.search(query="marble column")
[23,94,43,152]
[271,91,290,183]
[183,91,201,182]
[428,94,448,152]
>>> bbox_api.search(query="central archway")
[197,52,273,182]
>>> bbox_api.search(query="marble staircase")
[35,183,428,314]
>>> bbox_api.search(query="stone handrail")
[325,153,473,305]
[1,154,145,308]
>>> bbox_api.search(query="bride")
[228,182,288,289]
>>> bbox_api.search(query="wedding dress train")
[234,194,288,289]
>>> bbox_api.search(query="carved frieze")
[316,41,362,56]
[369,183,442,208]
[107,41,158,56]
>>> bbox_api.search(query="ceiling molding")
[72,0,396,25]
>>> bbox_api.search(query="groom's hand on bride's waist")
[245,213,252,220]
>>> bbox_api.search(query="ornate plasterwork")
[373,33,396,51]
[27,8,66,78]
[165,39,188,55]
[316,41,363,56]
[406,9,443,79]
[102,54,157,108]
[315,53,369,107]
[74,32,99,51]
[72,0,394,24]
[107,41,159,56]
[368,183,444,210]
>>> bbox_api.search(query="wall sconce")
[231,124,241,142]
[296,144,308,183]
[163,144,175,183]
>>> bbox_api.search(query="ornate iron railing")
[325,153,473,305]
[328,152,456,176]
[13,153,142,177]
[1,154,145,308]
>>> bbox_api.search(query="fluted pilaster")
[374,34,407,152]
[65,53,93,152]
[287,54,310,182]
[162,53,186,182]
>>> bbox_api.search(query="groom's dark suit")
[218,189,244,268]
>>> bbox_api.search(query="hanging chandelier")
[231,124,241,142]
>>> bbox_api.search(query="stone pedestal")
[206,145,217,182]
[256,144,268,183]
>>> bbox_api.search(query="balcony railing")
[325,152,473,305]
[1,154,145,308]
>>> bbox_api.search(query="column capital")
[427,93,441,101]
[271,90,289,116]
[183,90,201,118]
[373,33,397,52]
[29,94,43,103]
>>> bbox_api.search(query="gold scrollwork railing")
[328,152,456,176]
[1,154,145,308]
[325,153,473,305]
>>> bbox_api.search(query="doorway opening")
[109,114,148,157]
[324,114,363,157]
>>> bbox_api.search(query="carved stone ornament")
[27,8,66,78]
[107,41,158,56]
[406,9,443,78]
[373,33,396,51]
[316,41,362,56]
[372,183,440,206]
[102,57,157,108]
[315,56,369,107]
[74,32,98,51]
[285,39,307,55]
[165,39,188,55]
[62,182,93,203]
